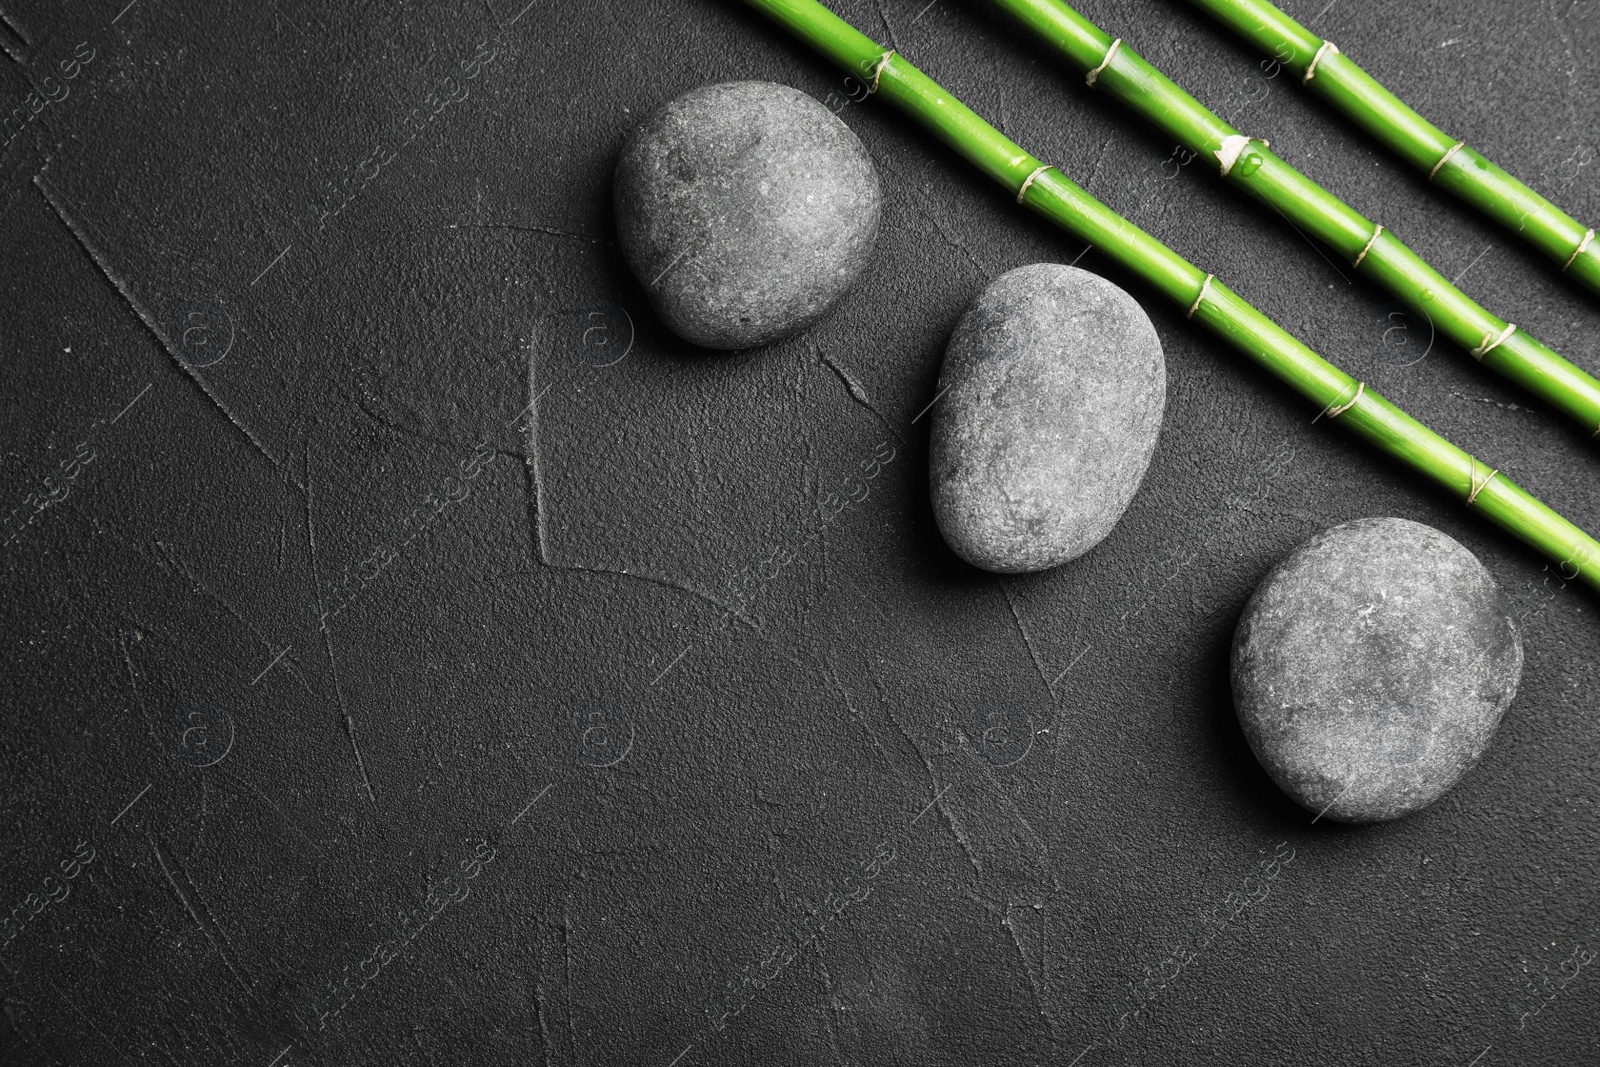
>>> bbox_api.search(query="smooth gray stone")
[613,81,881,350]
[929,263,1165,573]
[1231,517,1523,824]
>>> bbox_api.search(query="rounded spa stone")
[1231,517,1523,824]
[929,263,1166,573]
[613,81,882,350]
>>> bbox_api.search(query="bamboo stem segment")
[739,0,1600,591]
[989,0,1600,439]
[1184,0,1600,296]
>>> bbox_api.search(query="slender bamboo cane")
[1183,0,1600,298]
[989,0,1600,440]
[739,0,1600,592]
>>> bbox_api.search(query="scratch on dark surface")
[1450,388,1540,415]
[816,348,902,442]
[192,775,209,852]
[562,898,579,1064]
[515,422,548,577]
[867,662,925,775]
[959,884,1004,921]
[146,834,255,1000]
[534,956,558,1067]
[0,11,26,68]
[302,446,377,804]
[991,791,1060,894]
[444,220,612,245]
[933,794,983,878]
[1264,197,1352,285]
[523,357,554,566]
[797,356,825,595]
[1002,904,1060,1039]
[341,710,377,805]
[152,539,316,696]
[171,846,256,1005]
[334,378,508,462]
[768,855,788,909]
[45,977,135,1066]
[153,986,206,1064]
[874,0,903,54]
[814,956,850,1062]
[1000,583,1055,703]
[518,352,760,629]
[1045,649,1096,835]
[0,8,31,45]
[32,175,305,493]
[925,210,993,281]
[1080,135,1115,195]
[276,492,289,574]
[590,559,757,628]
[72,509,316,694]
[875,153,992,280]
[213,768,328,861]
[884,705,982,877]
[825,665,894,776]
[117,634,141,702]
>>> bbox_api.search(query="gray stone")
[929,263,1166,573]
[613,81,881,350]
[1231,517,1523,823]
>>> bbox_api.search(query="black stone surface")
[1,1,1597,1065]
[614,80,882,349]
[1232,517,1524,824]
[931,263,1165,572]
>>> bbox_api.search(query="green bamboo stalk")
[739,0,1600,592]
[1184,0,1600,298]
[989,0,1600,440]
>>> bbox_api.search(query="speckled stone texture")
[612,80,881,350]
[929,263,1166,573]
[1232,517,1524,823]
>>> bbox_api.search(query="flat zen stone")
[1231,517,1524,823]
[929,263,1166,573]
[613,81,882,350]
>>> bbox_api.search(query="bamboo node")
[1466,459,1500,506]
[1214,134,1267,176]
[869,50,896,93]
[1352,224,1385,268]
[1186,274,1215,319]
[1324,381,1364,420]
[1086,38,1121,87]
[1303,40,1339,84]
[1429,141,1465,182]
[1470,323,1516,361]
[1563,228,1595,272]
[1016,165,1055,205]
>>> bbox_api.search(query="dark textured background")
[1,0,1596,1064]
